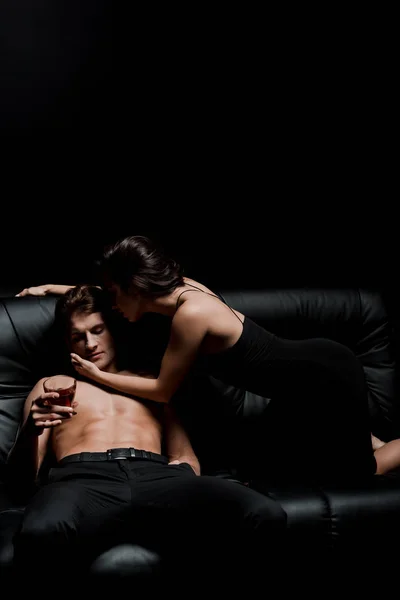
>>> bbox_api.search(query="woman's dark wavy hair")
[100,235,184,298]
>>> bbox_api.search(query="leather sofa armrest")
[0,479,27,512]
[0,481,14,512]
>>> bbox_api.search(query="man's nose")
[86,334,97,349]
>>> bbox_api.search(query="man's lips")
[87,352,103,361]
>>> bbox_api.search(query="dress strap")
[176,283,242,324]
[175,289,200,310]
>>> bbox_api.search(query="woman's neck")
[141,284,187,318]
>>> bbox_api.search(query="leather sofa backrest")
[0,289,398,478]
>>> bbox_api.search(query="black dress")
[178,285,376,482]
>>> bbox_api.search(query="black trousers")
[13,457,286,583]
[238,336,377,484]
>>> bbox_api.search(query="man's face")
[69,311,117,372]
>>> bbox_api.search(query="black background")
[0,2,395,298]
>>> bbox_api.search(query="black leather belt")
[59,447,169,466]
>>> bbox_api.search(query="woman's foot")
[371,434,386,451]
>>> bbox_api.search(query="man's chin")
[88,356,106,369]
[96,359,108,370]
[96,360,115,373]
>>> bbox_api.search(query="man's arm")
[163,404,201,475]
[374,439,400,475]
[114,369,201,475]
[6,378,64,487]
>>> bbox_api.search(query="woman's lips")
[88,352,103,361]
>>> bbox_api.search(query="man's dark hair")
[53,284,131,372]
[55,285,115,338]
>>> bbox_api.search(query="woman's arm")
[71,304,208,403]
[16,284,75,297]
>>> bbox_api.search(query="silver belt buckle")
[107,449,128,460]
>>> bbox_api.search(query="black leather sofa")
[1,287,399,585]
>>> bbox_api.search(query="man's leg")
[123,461,287,584]
[13,462,131,586]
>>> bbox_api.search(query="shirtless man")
[8,285,286,584]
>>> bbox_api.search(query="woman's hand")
[16,284,74,297]
[71,353,102,381]
[16,285,50,297]
[371,434,386,451]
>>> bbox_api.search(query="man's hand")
[168,459,201,476]
[71,353,102,380]
[31,392,77,432]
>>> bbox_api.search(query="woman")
[16,235,400,479]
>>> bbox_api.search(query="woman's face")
[109,283,141,322]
